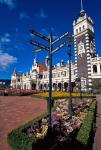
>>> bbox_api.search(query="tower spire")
[81,0,83,11]
[80,0,85,16]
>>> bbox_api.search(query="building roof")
[37,62,47,72]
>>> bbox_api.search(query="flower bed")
[8,98,96,150]
[0,89,39,96]
[26,99,92,139]
[33,91,95,99]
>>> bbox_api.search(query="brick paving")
[93,96,101,150]
[0,96,47,150]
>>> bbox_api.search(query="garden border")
[7,99,96,150]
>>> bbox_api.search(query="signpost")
[30,29,73,126]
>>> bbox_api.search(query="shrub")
[7,112,48,150]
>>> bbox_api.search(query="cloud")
[19,12,30,20]
[0,50,17,70]
[0,0,16,9]
[4,33,10,37]
[1,37,11,43]
[35,8,48,19]
[0,33,11,44]
[40,28,57,39]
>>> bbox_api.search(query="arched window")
[83,25,85,30]
[93,65,97,73]
[76,29,78,34]
[79,27,81,32]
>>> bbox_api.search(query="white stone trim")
[88,83,92,86]
[87,60,91,63]
[87,64,91,67]
[88,79,92,82]
[86,50,90,52]
[86,40,89,43]
[86,43,90,46]
[87,53,90,56]
[85,37,89,40]
[88,68,91,71]
[85,33,89,36]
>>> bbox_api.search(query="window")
[83,25,85,30]
[79,27,81,32]
[93,65,97,73]
[76,29,78,34]
[17,78,20,82]
[62,71,66,76]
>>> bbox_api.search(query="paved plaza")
[0,96,47,150]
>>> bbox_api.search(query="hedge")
[76,100,96,147]
[8,100,96,150]
[7,112,48,150]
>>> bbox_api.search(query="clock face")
[78,41,85,56]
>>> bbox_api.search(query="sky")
[0,0,101,79]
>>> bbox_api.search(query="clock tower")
[73,4,96,89]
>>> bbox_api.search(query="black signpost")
[30,29,73,127]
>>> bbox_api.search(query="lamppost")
[67,35,74,117]
[61,78,64,92]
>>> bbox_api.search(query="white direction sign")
[52,32,68,45]
[52,42,66,54]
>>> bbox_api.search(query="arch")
[64,82,68,91]
[71,82,75,92]
[32,83,36,90]
[24,84,26,89]
[40,84,43,90]
[76,29,78,34]
[83,25,85,30]
[53,83,57,91]
[93,65,97,73]
[17,85,21,89]
[100,65,101,72]
[44,84,47,91]
[58,83,62,91]
[79,27,81,32]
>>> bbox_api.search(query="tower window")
[93,65,97,73]
[83,25,85,30]
[79,27,81,32]
[76,29,78,34]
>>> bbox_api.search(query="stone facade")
[11,9,101,91]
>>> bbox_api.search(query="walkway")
[93,95,101,150]
[0,96,47,150]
